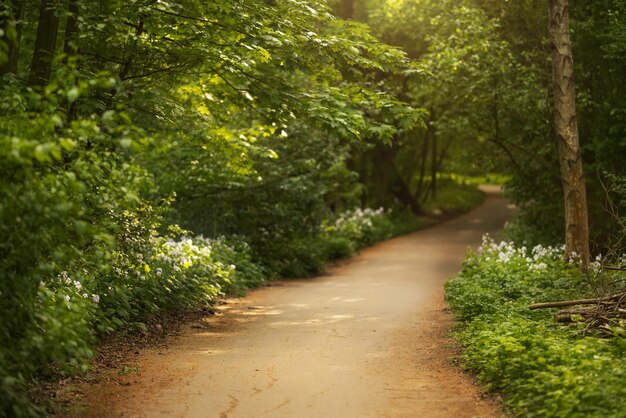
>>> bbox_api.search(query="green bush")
[0,83,155,417]
[0,85,266,414]
[445,236,626,417]
[92,232,266,335]
[1,217,266,417]
[322,207,392,250]
[260,206,409,278]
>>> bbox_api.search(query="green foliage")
[93,232,267,335]
[0,82,152,417]
[422,179,485,215]
[445,173,511,186]
[361,0,626,253]
[478,0,626,251]
[8,0,626,414]
[0,95,261,412]
[446,237,626,417]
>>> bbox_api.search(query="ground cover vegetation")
[2,0,625,416]
[446,237,626,417]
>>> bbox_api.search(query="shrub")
[258,206,401,277]
[93,233,266,335]
[253,205,428,278]
[322,207,392,250]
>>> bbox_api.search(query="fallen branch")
[603,265,626,272]
[529,292,626,310]
[529,290,626,336]
[554,306,597,323]
[530,298,606,310]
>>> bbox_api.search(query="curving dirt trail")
[82,186,512,418]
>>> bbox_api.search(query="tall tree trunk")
[63,0,79,57]
[119,15,144,81]
[0,1,9,71]
[384,140,423,214]
[429,116,438,199]
[371,144,393,207]
[29,0,61,86]
[415,132,430,202]
[548,0,590,267]
[0,0,25,75]
[338,0,354,19]
[63,0,79,121]
[103,14,144,110]
[393,171,423,215]
[436,136,454,171]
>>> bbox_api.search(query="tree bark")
[0,1,9,72]
[429,115,438,200]
[119,15,144,80]
[0,0,26,75]
[63,0,79,57]
[338,0,354,19]
[548,0,590,267]
[28,0,62,86]
[63,0,79,121]
[415,133,430,202]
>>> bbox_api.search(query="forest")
[1,0,625,416]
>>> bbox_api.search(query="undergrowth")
[445,236,626,417]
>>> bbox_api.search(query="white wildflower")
[530,262,548,271]
[589,261,602,272]
[60,271,72,285]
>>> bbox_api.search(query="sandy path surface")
[82,186,512,418]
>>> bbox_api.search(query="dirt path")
[81,186,512,418]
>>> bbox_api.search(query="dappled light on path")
[80,187,512,418]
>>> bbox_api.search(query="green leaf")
[67,87,80,104]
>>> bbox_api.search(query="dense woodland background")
[1,0,626,416]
